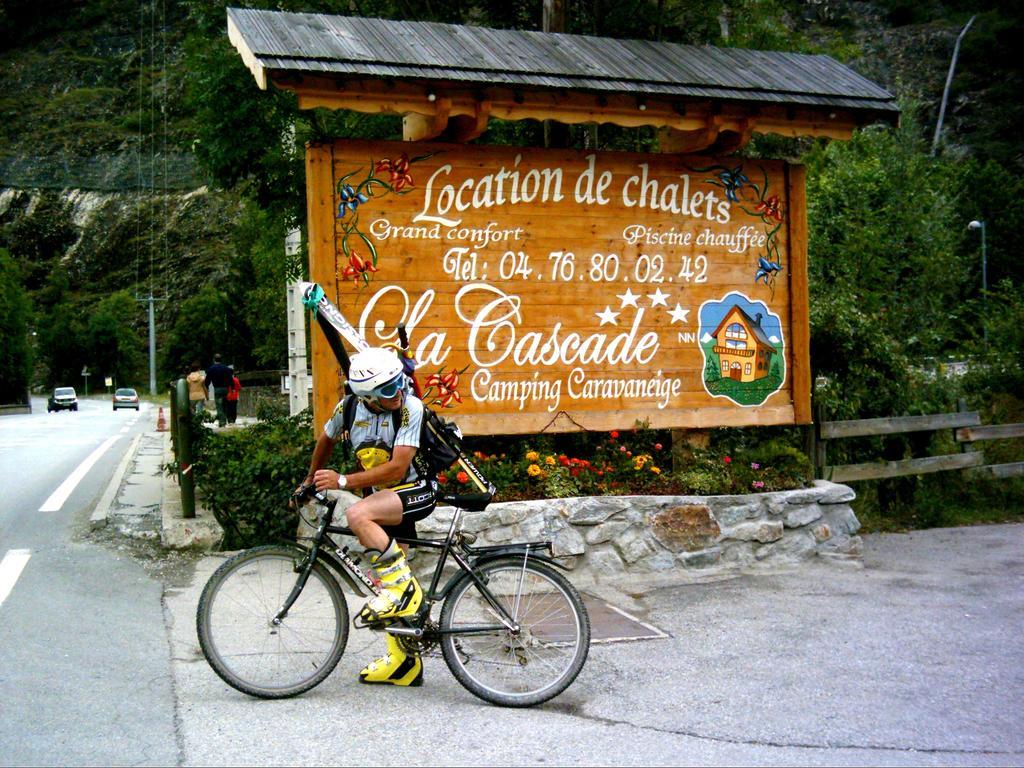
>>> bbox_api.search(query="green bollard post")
[175,378,196,519]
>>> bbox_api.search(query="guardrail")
[809,403,1024,482]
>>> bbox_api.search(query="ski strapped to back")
[299,281,367,376]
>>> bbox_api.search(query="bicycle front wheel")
[196,545,349,699]
[439,557,590,707]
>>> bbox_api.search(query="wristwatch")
[337,473,347,489]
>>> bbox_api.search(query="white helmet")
[347,347,405,401]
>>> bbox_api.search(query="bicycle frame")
[276,490,561,639]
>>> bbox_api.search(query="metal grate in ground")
[581,594,669,644]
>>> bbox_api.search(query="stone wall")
[413,480,860,583]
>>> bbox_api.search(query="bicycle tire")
[196,545,349,699]
[439,557,590,707]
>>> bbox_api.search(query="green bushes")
[188,410,313,550]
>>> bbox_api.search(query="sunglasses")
[372,376,405,399]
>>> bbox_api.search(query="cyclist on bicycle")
[299,346,435,687]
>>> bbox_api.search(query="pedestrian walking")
[226,368,242,424]
[186,361,207,413]
[204,354,233,427]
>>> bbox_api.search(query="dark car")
[47,386,78,412]
[112,387,140,411]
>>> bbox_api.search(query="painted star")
[616,287,641,309]
[668,304,690,324]
[647,288,670,307]
[596,306,620,326]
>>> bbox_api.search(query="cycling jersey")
[323,394,425,489]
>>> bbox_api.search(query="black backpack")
[339,395,462,478]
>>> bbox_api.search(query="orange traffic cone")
[156,407,168,432]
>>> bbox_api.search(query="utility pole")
[968,219,988,345]
[543,0,571,149]
[138,293,166,395]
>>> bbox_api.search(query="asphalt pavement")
[162,519,1024,766]
[62,426,1024,766]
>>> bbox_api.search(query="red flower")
[610,430,620,439]
[376,153,414,191]
[456,471,469,484]
[654,443,663,451]
[570,467,581,477]
[558,455,570,467]
[724,456,732,464]
[754,195,784,223]
[437,472,448,484]
[340,250,378,286]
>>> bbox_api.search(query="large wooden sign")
[306,140,810,435]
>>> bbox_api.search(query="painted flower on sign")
[717,166,750,202]
[376,153,414,191]
[339,250,378,286]
[423,365,469,408]
[333,151,434,293]
[337,184,369,218]
[754,194,784,223]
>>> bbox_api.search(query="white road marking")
[38,436,121,512]
[0,549,31,609]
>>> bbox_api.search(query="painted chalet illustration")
[711,305,778,383]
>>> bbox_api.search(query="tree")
[87,291,146,388]
[162,284,235,375]
[0,249,32,403]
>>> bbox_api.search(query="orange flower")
[456,471,469,484]
[340,250,378,286]
[437,472,448,484]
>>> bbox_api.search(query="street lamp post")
[968,219,987,344]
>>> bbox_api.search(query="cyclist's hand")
[313,469,342,492]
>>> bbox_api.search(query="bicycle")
[196,485,591,707]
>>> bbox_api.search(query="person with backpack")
[299,346,436,687]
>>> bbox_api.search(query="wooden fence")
[808,404,1024,482]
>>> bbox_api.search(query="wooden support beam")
[279,73,865,141]
[441,100,491,143]
[403,97,451,141]
[657,122,721,154]
[787,164,811,425]
[706,119,756,154]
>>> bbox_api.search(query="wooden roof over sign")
[227,7,898,152]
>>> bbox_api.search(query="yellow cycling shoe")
[359,634,423,686]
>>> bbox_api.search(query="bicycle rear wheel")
[196,545,349,698]
[439,557,590,707]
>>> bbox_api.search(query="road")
[0,397,179,767]
[1,404,1022,767]
[165,524,1024,767]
